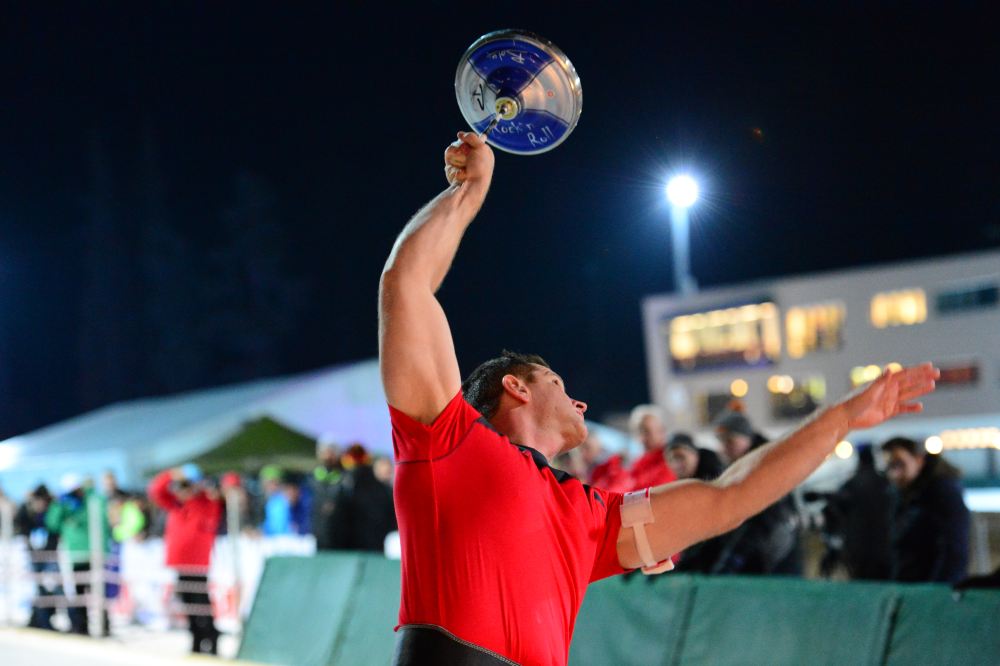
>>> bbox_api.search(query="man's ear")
[501,374,531,405]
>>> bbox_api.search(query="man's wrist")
[826,402,851,442]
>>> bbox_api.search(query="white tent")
[0,360,391,499]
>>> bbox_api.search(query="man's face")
[318,446,339,469]
[884,448,924,488]
[174,482,195,503]
[638,414,667,452]
[718,428,752,462]
[524,365,588,452]
[666,446,699,479]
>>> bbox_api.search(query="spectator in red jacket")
[148,464,223,655]
[589,406,678,493]
[626,405,678,489]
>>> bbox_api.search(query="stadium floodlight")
[666,174,699,209]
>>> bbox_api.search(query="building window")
[785,302,846,359]
[665,301,781,373]
[936,284,999,314]
[870,289,927,328]
[767,374,826,420]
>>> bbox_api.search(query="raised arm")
[379,132,495,423]
[617,363,939,568]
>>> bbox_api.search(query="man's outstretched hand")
[842,362,939,431]
[444,131,495,187]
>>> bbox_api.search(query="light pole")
[666,174,699,295]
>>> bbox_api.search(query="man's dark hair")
[462,350,549,419]
[882,437,922,456]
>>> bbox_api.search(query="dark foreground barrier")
[239,554,999,666]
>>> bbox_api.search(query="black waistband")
[393,625,519,666]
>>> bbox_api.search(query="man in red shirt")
[379,130,938,665]
[148,465,223,655]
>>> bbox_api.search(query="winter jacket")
[626,448,678,490]
[148,471,222,569]
[889,455,970,583]
[329,465,397,552]
[44,490,110,564]
[710,433,803,575]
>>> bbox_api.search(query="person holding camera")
[148,464,223,654]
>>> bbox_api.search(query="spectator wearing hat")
[15,485,60,630]
[148,464,223,654]
[883,437,969,583]
[710,409,803,575]
[663,434,728,573]
[665,433,724,482]
[45,473,111,635]
[330,444,397,552]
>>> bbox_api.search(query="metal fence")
[0,495,316,641]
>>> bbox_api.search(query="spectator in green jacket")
[45,473,110,635]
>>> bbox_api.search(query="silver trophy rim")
[454,29,583,155]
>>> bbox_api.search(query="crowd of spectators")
[0,407,986,648]
[555,401,975,585]
[2,441,397,653]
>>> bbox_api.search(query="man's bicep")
[617,480,739,569]
[379,276,462,424]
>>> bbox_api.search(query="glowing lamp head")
[666,175,699,209]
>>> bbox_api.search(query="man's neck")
[491,415,564,462]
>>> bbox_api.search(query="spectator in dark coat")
[148,465,223,654]
[665,433,727,574]
[311,444,343,550]
[821,446,892,580]
[883,437,970,584]
[330,444,397,552]
[14,485,60,631]
[710,410,803,575]
[665,433,724,482]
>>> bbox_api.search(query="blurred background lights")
[730,379,749,397]
[924,436,944,455]
[666,174,699,208]
[834,440,854,459]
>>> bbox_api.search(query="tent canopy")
[187,416,316,475]
[0,359,391,498]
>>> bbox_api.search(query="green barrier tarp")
[238,554,363,666]
[328,556,402,665]
[238,553,1000,666]
[887,586,1000,666]
[570,574,695,666]
[679,577,897,666]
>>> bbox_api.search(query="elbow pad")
[621,488,675,576]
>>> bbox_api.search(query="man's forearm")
[712,403,849,528]
[381,180,489,293]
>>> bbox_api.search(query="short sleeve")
[388,391,482,463]
[589,488,631,582]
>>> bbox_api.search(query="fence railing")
[0,494,316,641]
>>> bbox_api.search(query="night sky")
[2,5,997,437]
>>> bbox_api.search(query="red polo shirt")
[390,392,627,665]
